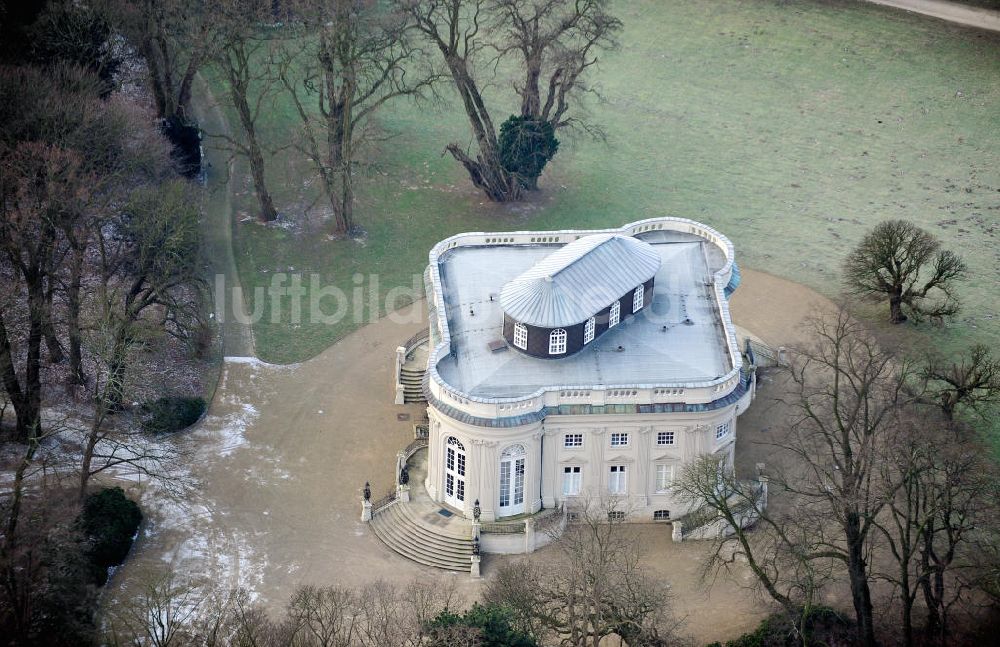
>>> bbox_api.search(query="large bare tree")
[491,0,620,131]
[872,412,995,647]
[208,0,281,223]
[843,219,966,324]
[673,455,834,645]
[399,0,619,198]
[276,0,437,236]
[106,0,215,123]
[94,180,204,412]
[773,309,913,647]
[485,498,685,646]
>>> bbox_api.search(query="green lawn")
[216,0,1000,366]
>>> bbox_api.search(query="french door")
[498,444,526,516]
[444,436,466,509]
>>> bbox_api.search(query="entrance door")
[498,444,526,516]
[444,436,466,509]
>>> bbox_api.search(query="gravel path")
[190,76,256,359]
[103,267,842,643]
[865,0,1000,31]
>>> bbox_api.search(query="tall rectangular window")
[656,431,675,446]
[610,432,629,447]
[549,328,567,355]
[633,285,644,312]
[584,317,595,344]
[608,465,627,494]
[513,322,527,349]
[563,466,582,496]
[499,461,510,506]
[655,464,674,492]
[609,301,620,328]
[564,433,583,448]
[716,421,732,440]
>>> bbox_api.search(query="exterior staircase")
[369,501,473,571]
[400,366,426,403]
[398,329,429,404]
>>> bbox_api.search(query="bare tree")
[276,0,437,236]
[0,141,86,440]
[399,0,619,198]
[94,179,204,410]
[103,570,205,647]
[399,0,519,202]
[102,576,456,647]
[0,417,91,644]
[921,344,1000,420]
[773,309,913,647]
[208,0,281,223]
[843,219,966,324]
[485,497,686,646]
[106,0,215,123]
[871,409,998,647]
[75,306,191,503]
[672,455,833,645]
[490,0,621,132]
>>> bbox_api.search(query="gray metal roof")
[499,234,661,328]
[436,239,731,399]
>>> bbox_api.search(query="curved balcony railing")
[421,217,744,422]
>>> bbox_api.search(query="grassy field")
[214,0,1000,366]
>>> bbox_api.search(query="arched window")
[499,444,526,511]
[609,301,621,328]
[501,443,526,459]
[583,317,595,344]
[633,285,644,312]
[513,322,528,349]
[549,328,567,354]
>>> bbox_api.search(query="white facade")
[422,217,752,523]
[425,408,742,522]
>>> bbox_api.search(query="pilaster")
[528,430,544,513]
[541,427,558,508]
[636,426,652,507]
[589,427,606,496]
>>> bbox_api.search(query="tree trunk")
[227,66,278,222]
[42,278,64,364]
[79,418,99,503]
[0,312,34,441]
[846,530,877,647]
[20,271,46,441]
[325,86,354,235]
[442,55,520,202]
[920,522,942,640]
[67,243,86,384]
[900,573,913,647]
[889,292,907,324]
[247,136,277,222]
[520,56,542,118]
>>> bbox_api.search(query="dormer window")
[513,322,528,349]
[633,285,644,312]
[609,301,620,328]
[584,317,595,344]
[549,329,567,355]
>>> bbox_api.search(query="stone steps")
[370,502,473,572]
[400,367,427,403]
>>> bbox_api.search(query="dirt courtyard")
[106,268,835,644]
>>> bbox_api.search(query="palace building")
[419,217,754,523]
